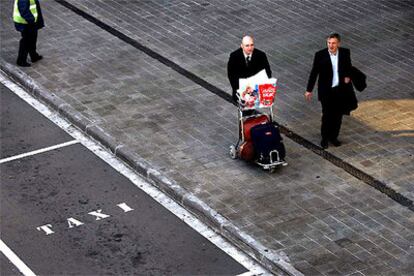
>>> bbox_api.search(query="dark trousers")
[320,86,343,141]
[17,26,39,63]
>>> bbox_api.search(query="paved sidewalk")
[1,0,413,275]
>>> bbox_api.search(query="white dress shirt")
[329,50,339,87]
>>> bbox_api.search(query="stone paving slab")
[67,0,414,199]
[1,0,413,275]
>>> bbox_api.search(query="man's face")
[327,38,340,53]
[241,38,254,55]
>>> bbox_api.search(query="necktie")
[246,56,250,67]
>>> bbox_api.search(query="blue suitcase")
[251,122,286,163]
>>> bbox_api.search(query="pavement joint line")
[54,0,414,213]
[0,140,79,164]
[54,0,233,104]
[0,1,412,273]
[0,239,37,276]
[0,73,271,276]
[282,129,414,212]
[0,66,298,275]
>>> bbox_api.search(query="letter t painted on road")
[36,224,54,235]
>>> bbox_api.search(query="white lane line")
[74,137,269,275]
[0,140,79,164]
[0,240,37,276]
[1,73,270,275]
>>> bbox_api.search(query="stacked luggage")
[229,73,287,172]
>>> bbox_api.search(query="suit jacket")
[306,47,352,102]
[340,66,367,115]
[227,48,271,100]
[351,66,367,92]
[340,84,358,115]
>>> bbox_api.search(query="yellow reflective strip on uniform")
[13,0,38,24]
[29,1,38,22]
[13,0,28,24]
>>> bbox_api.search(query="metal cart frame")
[229,93,288,171]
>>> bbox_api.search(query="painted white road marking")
[36,203,135,235]
[0,140,79,164]
[0,240,37,276]
[236,272,258,276]
[1,73,271,275]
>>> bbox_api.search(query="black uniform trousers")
[17,25,39,64]
[320,86,343,141]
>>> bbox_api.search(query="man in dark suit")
[227,35,272,102]
[305,33,353,149]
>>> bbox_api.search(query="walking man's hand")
[305,91,313,101]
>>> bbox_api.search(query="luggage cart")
[229,88,288,172]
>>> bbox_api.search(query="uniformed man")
[13,0,44,67]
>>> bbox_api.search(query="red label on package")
[258,84,277,106]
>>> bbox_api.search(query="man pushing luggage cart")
[227,35,287,171]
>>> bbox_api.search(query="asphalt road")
[0,84,248,275]
[1,253,19,276]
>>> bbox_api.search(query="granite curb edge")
[0,58,303,276]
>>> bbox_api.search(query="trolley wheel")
[229,145,237,159]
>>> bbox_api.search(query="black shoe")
[320,139,328,149]
[330,139,342,147]
[31,55,43,63]
[16,61,31,67]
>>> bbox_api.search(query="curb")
[1,59,303,276]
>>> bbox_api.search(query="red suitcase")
[243,114,269,141]
[239,141,254,161]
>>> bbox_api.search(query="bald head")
[241,35,254,55]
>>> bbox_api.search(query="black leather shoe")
[320,139,329,149]
[16,61,31,67]
[330,139,342,147]
[31,55,43,63]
